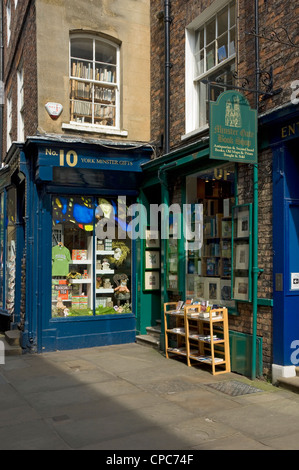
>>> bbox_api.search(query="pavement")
[1,342,299,451]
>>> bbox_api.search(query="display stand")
[164,302,231,375]
[164,302,187,360]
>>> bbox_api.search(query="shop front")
[0,136,152,353]
[260,103,299,381]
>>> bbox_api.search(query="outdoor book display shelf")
[164,302,231,375]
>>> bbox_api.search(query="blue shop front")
[260,102,299,380]
[0,136,152,353]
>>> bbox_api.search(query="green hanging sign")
[210,91,257,163]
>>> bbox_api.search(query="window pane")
[217,33,228,63]
[195,49,204,75]
[229,27,236,56]
[94,103,115,127]
[95,63,116,83]
[230,1,236,27]
[52,196,94,318]
[206,19,215,45]
[95,41,116,64]
[195,29,204,52]
[206,43,215,70]
[71,38,93,61]
[71,58,93,79]
[217,7,228,37]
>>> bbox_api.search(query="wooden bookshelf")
[164,302,231,375]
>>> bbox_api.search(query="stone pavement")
[1,342,299,451]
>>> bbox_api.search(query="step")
[0,334,22,357]
[146,326,161,339]
[136,334,160,350]
[277,376,299,394]
[5,330,21,347]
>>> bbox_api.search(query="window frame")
[69,34,120,131]
[17,62,25,142]
[6,0,11,45]
[6,92,12,151]
[185,0,236,136]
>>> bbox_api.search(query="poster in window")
[145,250,160,270]
[234,277,249,301]
[145,230,160,249]
[235,244,249,270]
[237,210,250,238]
[144,271,160,291]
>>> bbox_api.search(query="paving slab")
[1,343,299,450]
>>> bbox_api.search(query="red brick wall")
[150,0,296,374]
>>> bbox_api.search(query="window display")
[232,203,252,301]
[186,163,236,310]
[6,187,17,316]
[51,195,132,318]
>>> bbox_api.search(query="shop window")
[6,187,17,316]
[185,163,236,311]
[69,35,119,129]
[51,195,132,318]
[0,194,4,305]
[185,0,236,133]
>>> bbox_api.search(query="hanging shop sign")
[210,91,257,164]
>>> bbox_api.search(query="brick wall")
[2,0,38,158]
[150,0,293,375]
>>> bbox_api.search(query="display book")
[52,238,131,317]
[164,299,231,375]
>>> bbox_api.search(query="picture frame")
[220,279,235,307]
[145,250,160,270]
[234,276,249,301]
[144,271,160,291]
[235,243,249,270]
[237,210,250,238]
[145,230,160,249]
[204,277,220,302]
[194,277,205,298]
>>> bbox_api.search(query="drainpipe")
[251,0,260,380]
[164,0,171,155]
[0,0,4,161]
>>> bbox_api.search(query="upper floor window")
[185,0,236,134]
[17,63,24,141]
[70,35,119,128]
[6,0,11,44]
[7,93,12,151]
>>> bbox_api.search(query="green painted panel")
[229,330,263,377]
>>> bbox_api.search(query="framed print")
[232,203,252,302]
[234,277,249,301]
[144,271,160,291]
[204,277,220,302]
[195,277,205,298]
[235,244,249,270]
[145,250,160,269]
[145,230,160,249]
[220,279,235,307]
[168,274,178,290]
[237,210,250,238]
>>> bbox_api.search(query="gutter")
[164,0,171,154]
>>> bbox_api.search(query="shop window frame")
[231,203,253,302]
